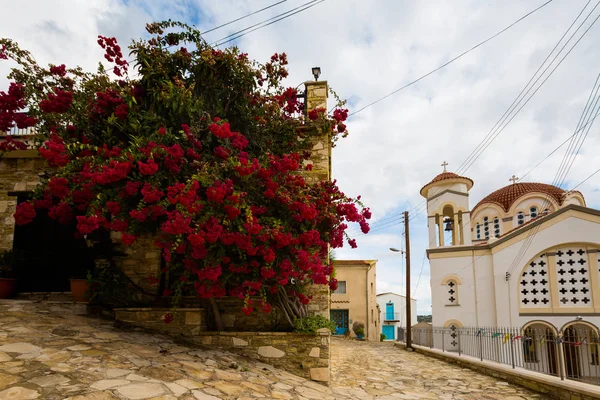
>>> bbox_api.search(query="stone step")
[14,292,74,302]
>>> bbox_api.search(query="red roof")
[420,172,474,196]
[472,182,566,213]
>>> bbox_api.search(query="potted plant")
[70,275,90,303]
[0,250,17,299]
[353,321,365,340]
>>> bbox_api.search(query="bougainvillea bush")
[0,21,370,328]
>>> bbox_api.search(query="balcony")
[384,313,402,322]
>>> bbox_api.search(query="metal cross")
[509,175,519,184]
[441,161,448,172]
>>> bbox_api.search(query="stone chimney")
[303,80,331,184]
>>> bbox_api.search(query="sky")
[1,0,600,315]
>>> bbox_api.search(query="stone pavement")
[330,338,550,400]
[0,300,548,399]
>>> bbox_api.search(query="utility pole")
[404,210,412,350]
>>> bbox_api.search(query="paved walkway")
[0,300,548,399]
[330,338,549,400]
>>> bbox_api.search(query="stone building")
[422,165,600,381]
[330,260,378,341]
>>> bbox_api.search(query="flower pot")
[357,333,364,340]
[70,279,89,302]
[0,278,17,299]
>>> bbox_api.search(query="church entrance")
[564,327,581,379]
[12,194,94,292]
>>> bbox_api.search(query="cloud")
[2,0,599,316]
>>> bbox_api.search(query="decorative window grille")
[493,217,500,237]
[530,207,538,218]
[476,223,481,239]
[517,212,525,225]
[556,247,591,307]
[520,253,550,308]
[446,280,458,305]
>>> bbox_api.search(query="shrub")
[380,333,386,341]
[293,315,337,334]
[352,321,365,336]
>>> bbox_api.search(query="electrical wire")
[202,0,288,35]
[348,0,554,117]
[212,0,324,47]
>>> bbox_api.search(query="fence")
[406,326,600,386]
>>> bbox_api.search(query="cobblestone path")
[330,338,550,399]
[0,301,548,399]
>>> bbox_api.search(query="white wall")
[377,293,418,333]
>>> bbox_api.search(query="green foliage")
[293,315,336,334]
[352,321,365,336]
[380,333,386,342]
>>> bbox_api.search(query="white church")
[422,165,600,379]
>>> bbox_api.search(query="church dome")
[420,171,473,197]
[472,182,567,212]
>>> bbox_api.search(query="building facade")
[422,168,600,380]
[376,292,417,341]
[330,260,378,341]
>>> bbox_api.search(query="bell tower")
[420,162,474,248]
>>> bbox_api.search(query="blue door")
[386,302,395,321]
[382,325,395,340]
[330,310,349,335]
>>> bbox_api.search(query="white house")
[421,167,600,380]
[376,292,417,341]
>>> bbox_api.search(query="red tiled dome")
[472,182,566,213]
[420,172,473,197]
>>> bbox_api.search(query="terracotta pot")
[0,278,17,299]
[70,279,89,302]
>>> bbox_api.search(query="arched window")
[493,217,500,237]
[483,216,489,239]
[530,207,538,219]
[523,327,538,363]
[446,280,458,305]
[519,253,550,308]
[517,212,525,225]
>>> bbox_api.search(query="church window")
[476,223,481,239]
[446,280,458,305]
[517,212,525,225]
[530,207,538,218]
[484,219,489,239]
[555,247,591,308]
[519,253,550,308]
[523,328,538,363]
[493,217,500,237]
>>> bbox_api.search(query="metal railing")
[406,326,600,386]
[5,125,36,136]
[383,313,402,321]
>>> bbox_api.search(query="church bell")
[444,219,454,232]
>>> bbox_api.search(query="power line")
[213,0,324,47]
[202,0,288,35]
[348,0,554,117]
[407,1,600,224]
[457,0,595,173]
[413,251,427,296]
[570,166,600,191]
[458,0,600,174]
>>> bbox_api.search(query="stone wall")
[0,149,52,252]
[114,307,206,335]
[190,329,331,383]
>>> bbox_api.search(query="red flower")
[106,201,121,215]
[121,233,137,245]
[49,64,67,77]
[163,313,174,324]
[39,88,73,113]
[158,126,166,135]
[138,159,159,175]
[213,146,230,160]
[14,202,36,225]
[308,108,319,121]
[48,177,69,198]
[114,103,129,119]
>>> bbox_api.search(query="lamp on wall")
[311,66,321,81]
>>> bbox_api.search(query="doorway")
[330,309,349,335]
[12,195,93,292]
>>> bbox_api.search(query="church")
[422,165,600,377]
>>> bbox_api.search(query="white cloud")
[2,0,599,316]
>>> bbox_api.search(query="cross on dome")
[509,175,519,184]
[441,161,448,172]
